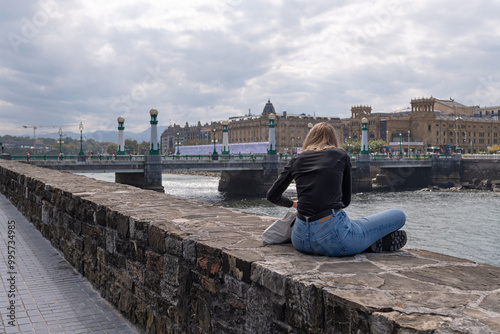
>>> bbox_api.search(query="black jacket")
[266,148,352,217]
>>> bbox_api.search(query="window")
[479,139,485,144]
[428,125,431,131]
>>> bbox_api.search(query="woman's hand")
[292,200,298,208]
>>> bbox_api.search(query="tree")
[490,144,500,153]
[125,139,139,154]
[340,140,388,155]
[106,143,118,155]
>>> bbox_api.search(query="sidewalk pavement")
[0,193,143,334]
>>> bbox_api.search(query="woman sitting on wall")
[266,122,407,256]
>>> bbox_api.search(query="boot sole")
[370,230,407,253]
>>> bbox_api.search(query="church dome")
[262,99,276,115]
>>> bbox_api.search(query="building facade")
[348,97,500,154]
[161,100,343,155]
[161,97,500,156]
[161,121,213,155]
[211,100,342,154]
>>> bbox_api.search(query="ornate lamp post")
[79,122,84,156]
[176,132,180,155]
[348,136,351,156]
[222,120,229,155]
[212,128,217,155]
[212,128,218,160]
[149,108,160,155]
[360,117,369,155]
[267,113,277,154]
[399,132,402,157]
[77,122,85,162]
[117,116,126,155]
[408,130,410,157]
[58,127,63,158]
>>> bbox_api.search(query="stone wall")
[462,157,500,190]
[1,160,499,334]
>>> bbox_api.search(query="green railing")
[163,154,268,160]
[11,154,145,162]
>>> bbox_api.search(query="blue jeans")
[291,209,406,256]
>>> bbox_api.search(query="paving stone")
[0,194,142,334]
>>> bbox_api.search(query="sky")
[2,0,500,139]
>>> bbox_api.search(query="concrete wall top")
[1,160,499,334]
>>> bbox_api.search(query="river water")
[79,172,500,267]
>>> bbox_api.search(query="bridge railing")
[463,154,499,159]
[163,154,269,161]
[11,154,146,162]
[369,153,434,160]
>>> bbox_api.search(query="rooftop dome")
[262,99,276,115]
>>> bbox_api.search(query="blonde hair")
[302,122,340,152]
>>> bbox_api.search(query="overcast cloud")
[1,0,500,138]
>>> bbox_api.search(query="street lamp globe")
[149,108,158,116]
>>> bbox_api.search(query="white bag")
[262,211,297,244]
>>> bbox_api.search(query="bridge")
[6,152,472,196]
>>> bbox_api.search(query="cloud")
[1,0,500,138]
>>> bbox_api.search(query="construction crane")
[22,125,74,152]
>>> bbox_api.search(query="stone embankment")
[1,160,499,334]
[461,179,500,192]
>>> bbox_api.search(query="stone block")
[165,234,183,257]
[116,213,130,239]
[145,269,162,295]
[130,218,149,244]
[146,250,164,275]
[118,289,137,317]
[108,252,126,270]
[106,228,116,254]
[83,235,97,259]
[115,236,132,257]
[251,264,287,296]
[126,259,145,284]
[196,255,221,278]
[134,301,149,327]
[94,205,107,226]
[222,274,248,300]
[182,238,197,263]
[115,269,134,292]
[163,254,179,286]
[286,280,323,333]
[149,225,167,255]
[223,250,262,284]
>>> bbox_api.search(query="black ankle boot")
[369,230,407,253]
